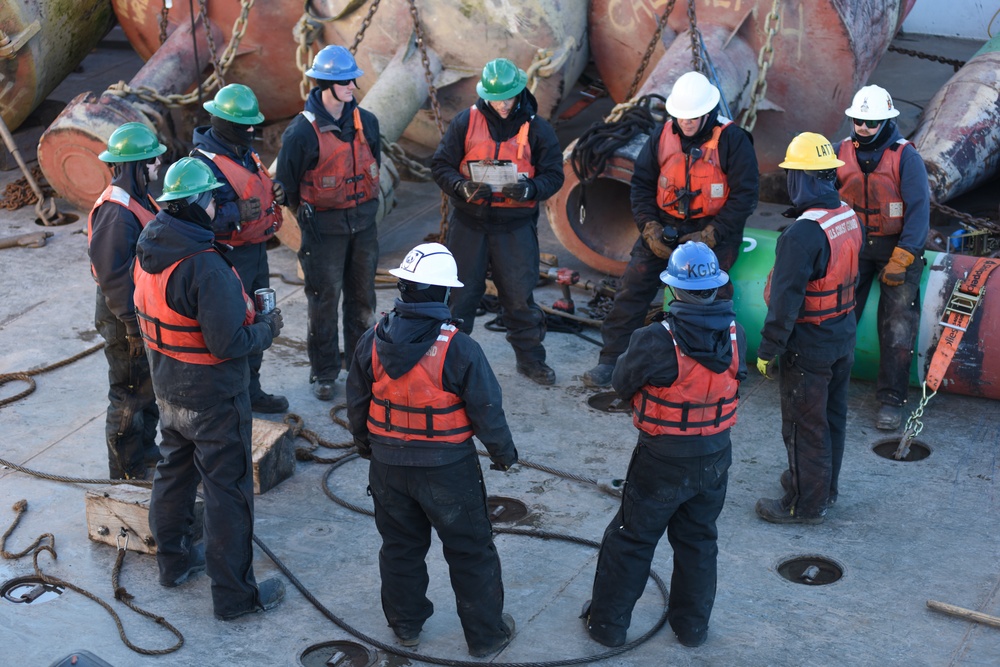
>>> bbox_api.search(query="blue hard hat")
[660,241,729,289]
[306,45,364,81]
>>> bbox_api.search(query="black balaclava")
[210,115,254,150]
[167,191,215,230]
[397,279,450,305]
[786,169,839,210]
[851,118,895,149]
[670,286,718,305]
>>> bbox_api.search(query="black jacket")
[347,300,517,468]
[612,299,747,456]
[190,126,270,240]
[135,209,274,408]
[275,88,381,235]
[88,163,157,336]
[631,115,758,252]
[430,89,564,233]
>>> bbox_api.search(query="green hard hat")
[476,58,527,101]
[98,122,166,163]
[156,157,224,202]
[203,83,265,124]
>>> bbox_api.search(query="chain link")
[350,0,382,54]
[739,0,781,132]
[624,0,678,102]
[932,200,1000,235]
[888,44,965,72]
[687,0,702,74]
[525,36,577,95]
[159,0,170,45]
[197,0,224,88]
[895,384,936,459]
[0,167,55,211]
[293,14,324,101]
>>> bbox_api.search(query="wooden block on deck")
[85,484,203,555]
[252,417,295,495]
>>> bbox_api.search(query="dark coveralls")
[88,164,159,479]
[191,126,277,401]
[135,207,275,618]
[589,299,746,646]
[758,180,861,517]
[430,90,565,366]
[596,111,758,368]
[346,299,518,653]
[835,123,929,407]
[276,88,380,381]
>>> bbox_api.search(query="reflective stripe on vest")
[656,119,731,219]
[195,149,282,246]
[460,105,535,209]
[299,108,380,210]
[836,138,908,236]
[631,321,740,436]
[367,323,474,442]
[87,185,157,283]
[133,249,256,365]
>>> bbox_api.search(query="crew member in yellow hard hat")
[835,85,930,431]
[755,133,863,525]
[88,122,165,479]
[431,58,565,386]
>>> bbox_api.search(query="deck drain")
[1,576,65,604]
[872,437,931,462]
[299,641,377,667]
[777,555,844,586]
[487,496,528,524]
[587,391,630,413]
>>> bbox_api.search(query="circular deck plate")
[299,641,377,667]
[872,438,931,462]
[487,496,529,524]
[776,555,845,586]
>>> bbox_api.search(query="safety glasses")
[851,118,882,129]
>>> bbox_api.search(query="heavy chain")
[159,0,170,45]
[294,13,324,100]
[624,0,678,102]
[932,200,1000,235]
[381,137,431,181]
[895,383,935,459]
[739,0,781,132]
[687,0,702,73]
[526,36,577,95]
[888,44,965,72]
[350,0,382,54]
[197,0,224,88]
[0,167,55,211]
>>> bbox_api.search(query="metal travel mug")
[254,288,276,314]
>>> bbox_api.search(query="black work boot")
[516,360,556,386]
[469,613,516,658]
[755,497,824,525]
[160,542,206,588]
[581,600,626,647]
[876,403,903,431]
[251,391,289,414]
[583,363,615,388]
[215,578,285,621]
[780,469,836,506]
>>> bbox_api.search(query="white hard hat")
[844,85,900,121]
[389,243,464,288]
[665,72,721,120]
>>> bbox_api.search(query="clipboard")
[467,160,519,192]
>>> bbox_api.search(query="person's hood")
[373,300,453,379]
[474,87,538,142]
[192,125,247,159]
[110,161,152,208]
[304,87,359,130]
[136,211,216,274]
[666,299,737,373]
[786,169,841,212]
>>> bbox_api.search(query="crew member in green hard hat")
[134,156,286,620]
[191,83,288,414]
[88,121,166,480]
[431,57,565,385]
[755,132,863,525]
[276,44,381,402]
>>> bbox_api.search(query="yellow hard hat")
[779,132,845,170]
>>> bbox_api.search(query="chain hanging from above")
[739,0,781,132]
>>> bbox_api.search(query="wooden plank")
[251,417,295,495]
[84,484,203,555]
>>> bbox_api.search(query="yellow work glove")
[879,247,915,286]
[756,356,776,380]
[679,223,718,248]
[641,221,674,260]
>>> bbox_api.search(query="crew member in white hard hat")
[755,133,863,525]
[835,84,930,431]
[584,71,759,389]
[345,243,518,658]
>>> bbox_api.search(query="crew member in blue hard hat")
[585,241,746,649]
[276,44,381,402]
[88,122,166,479]
[191,83,288,414]
[134,157,286,620]
[431,57,565,386]
[835,85,929,431]
[583,71,759,389]
[755,132,863,525]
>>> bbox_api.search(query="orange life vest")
[87,185,156,283]
[299,108,380,210]
[133,249,256,365]
[836,138,908,236]
[631,321,740,436]
[460,105,535,209]
[367,323,474,443]
[195,148,282,246]
[656,120,731,219]
[764,204,863,324]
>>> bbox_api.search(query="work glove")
[490,449,518,472]
[679,223,718,248]
[879,247,915,287]
[501,179,536,202]
[236,196,262,222]
[457,180,492,203]
[354,437,372,460]
[756,356,777,380]
[255,307,284,338]
[126,334,145,359]
[641,221,674,260]
[271,180,287,206]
